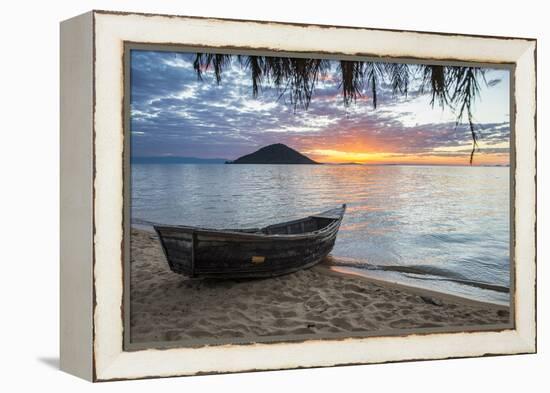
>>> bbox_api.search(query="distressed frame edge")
[89,11,537,381]
[512,40,537,353]
[92,8,537,42]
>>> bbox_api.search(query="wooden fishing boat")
[154,204,346,279]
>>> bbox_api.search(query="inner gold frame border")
[122,42,516,351]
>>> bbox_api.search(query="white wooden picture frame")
[60,10,536,381]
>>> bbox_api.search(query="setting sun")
[306,149,396,164]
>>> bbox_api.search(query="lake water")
[131,164,510,305]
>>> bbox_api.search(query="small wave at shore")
[327,256,509,304]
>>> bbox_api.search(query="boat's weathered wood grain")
[154,204,346,279]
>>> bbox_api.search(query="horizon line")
[131,156,509,167]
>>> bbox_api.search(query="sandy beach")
[130,228,510,344]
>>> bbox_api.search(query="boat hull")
[154,205,345,279]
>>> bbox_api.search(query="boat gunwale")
[154,205,346,241]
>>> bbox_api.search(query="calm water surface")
[131,164,510,305]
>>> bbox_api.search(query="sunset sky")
[130,50,510,166]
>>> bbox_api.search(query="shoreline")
[131,223,508,307]
[129,228,510,344]
[319,264,508,311]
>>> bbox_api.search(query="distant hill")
[229,144,319,164]
[132,156,227,164]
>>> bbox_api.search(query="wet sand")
[130,228,510,344]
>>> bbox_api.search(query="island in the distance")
[227,143,319,165]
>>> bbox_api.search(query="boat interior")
[217,206,345,236]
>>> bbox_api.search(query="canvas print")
[127,48,512,347]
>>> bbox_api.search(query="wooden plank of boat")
[154,204,346,279]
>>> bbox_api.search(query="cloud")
[130,50,510,163]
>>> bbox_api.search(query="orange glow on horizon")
[304,148,509,166]
[290,128,509,166]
